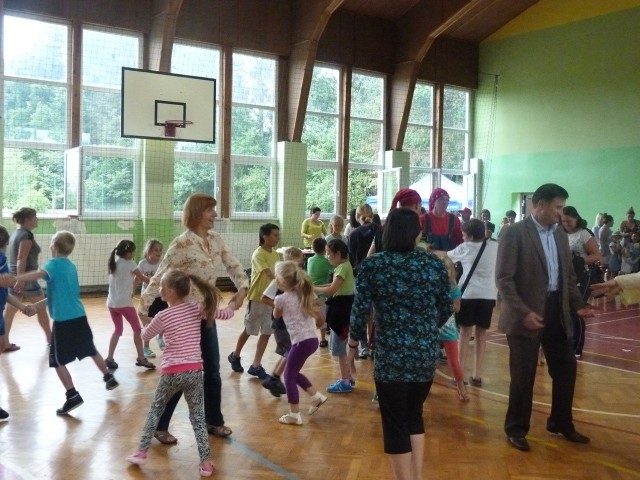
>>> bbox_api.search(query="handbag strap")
[460,239,487,294]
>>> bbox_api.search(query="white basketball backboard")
[121,67,216,143]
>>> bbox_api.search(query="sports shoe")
[469,377,482,387]
[104,373,119,390]
[105,358,119,370]
[358,346,370,359]
[279,412,302,425]
[157,335,166,350]
[126,450,148,465]
[143,347,156,358]
[247,364,268,379]
[227,352,244,373]
[326,379,352,393]
[199,462,215,477]
[262,375,286,397]
[136,358,156,369]
[56,393,84,415]
[308,393,327,415]
[0,408,9,422]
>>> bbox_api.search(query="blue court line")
[225,437,301,480]
[171,408,300,479]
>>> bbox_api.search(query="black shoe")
[547,426,590,444]
[262,375,286,397]
[469,377,482,387]
[105,358,119,370]
[227,352,244,373]
[56,393,84,415]
[104,373,119,390]
[507,436,530,451]
[0,408,9,422]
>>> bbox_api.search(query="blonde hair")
[161,269,221,326]
[275,261,315,317]
[433,251,457,288]
[142,238,163,259]
[356,203,374,224]
[281,246,304,263]
[52,231,76,256]
[329,215,344,234]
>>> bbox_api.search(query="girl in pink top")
[127,269,224,477]
[273,261,327,425]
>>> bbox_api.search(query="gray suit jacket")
[496,216,585,338]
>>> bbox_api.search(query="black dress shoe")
[547,427,590,444]
[507,436,530,451]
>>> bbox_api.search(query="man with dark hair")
[496,183,595,452]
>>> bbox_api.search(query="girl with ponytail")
[273,261,327,425]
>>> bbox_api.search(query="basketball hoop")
[164,120,193,137]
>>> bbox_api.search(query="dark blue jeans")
[157,321,224,430]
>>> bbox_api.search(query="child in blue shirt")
[15,231,120,416]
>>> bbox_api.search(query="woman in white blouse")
[139,193,249,442]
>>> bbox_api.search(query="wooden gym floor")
[1,294,639,480]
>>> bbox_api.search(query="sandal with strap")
[154,430,178,444]
[207,424,232,438]
[455,381,470,402]
[136,358,156,369]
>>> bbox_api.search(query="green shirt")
[333,260,354,296]
[301,218,327,248]
[307,254,332,285]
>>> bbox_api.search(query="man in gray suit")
[496,183,595,452]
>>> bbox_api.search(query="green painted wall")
[475,8,640,226]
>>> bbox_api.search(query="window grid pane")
[3,16,68,82]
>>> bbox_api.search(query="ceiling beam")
[147,0,183,72]
[389,0,480,150]
[288,0,344,142]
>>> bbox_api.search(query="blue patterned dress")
[350,249,453,383]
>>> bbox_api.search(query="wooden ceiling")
[338,0,539,42]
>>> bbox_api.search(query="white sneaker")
[279,412,302,425]
[308,393,327,415]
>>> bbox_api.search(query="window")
[231,52,276,215]
[442,87,470,171]
[81,27,140,215]
[405,82,434,184]
[302,65,340,213]
[348,71,384,211]
[171,42,221,211]
[2,15,69,215]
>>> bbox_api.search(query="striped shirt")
[142,302,204,374]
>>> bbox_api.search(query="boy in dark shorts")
[16,231,119,415]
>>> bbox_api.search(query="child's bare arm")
[314,276,344,297]
[6,294,29,315]
[15,269,47,282]
[0,273,16,288]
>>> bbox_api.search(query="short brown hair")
[52,231,76,256]
[182,193,217,231]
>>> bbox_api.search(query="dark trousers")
[157,321,224,430]
[504,293,577,437]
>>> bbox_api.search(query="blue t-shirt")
[0,252,9,323]
[42,257,86,321]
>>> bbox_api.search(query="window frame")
[2,13,71,219]
[303,63,342,216]
[230,50,278,219]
